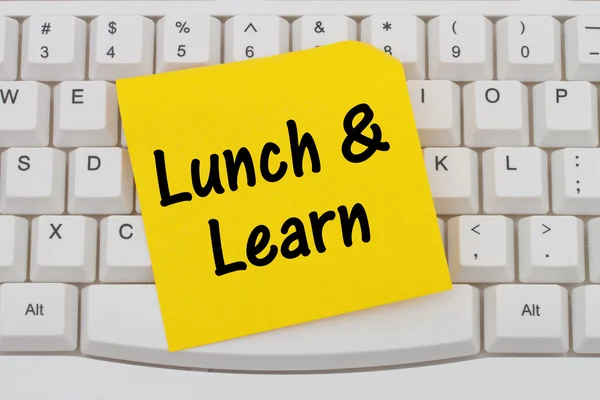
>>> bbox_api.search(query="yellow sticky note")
[117,41,451,352]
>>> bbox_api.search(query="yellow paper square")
[117,41,451,352]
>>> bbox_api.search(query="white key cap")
[572,285,600,353]
[463,81,529,147]
[428,15,493,81]
[157,15,221,73]
[53,81,119,147]
[361,15,425,80]
[407,80,461,147]
[0,216,28,282]
[120,124,127,147]
[0,148,66,215]
[484,284,569,354]
[424,148,479,215]
[0,81,50,147]
[68,148,134,214]
[30,216,97,283]
[533,81,599,148]
[135,192,141,214]
[518,216,584,283]
[552,148,600,215]
[0,16,18,80]
[225,15,289,63]
[587,219,600,283]
[89,15,154,80]
[0,283,78,351]
[21,16,86,81]
[438,218,445,249]
[565,16,600,81]
[482,147,549,214]
[100,216,153,283]
[292,16,357,50]
[81,284,479,370]
[496,16,562,82]
[448,216,514,283]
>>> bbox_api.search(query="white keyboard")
[2,0,600,398]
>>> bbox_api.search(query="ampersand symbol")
[314,21,325,33]
[341,103,390,164]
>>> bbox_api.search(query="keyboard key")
[21,15,87,81]
[565,16,600,81]
[587,218,600,283]
[361,15,425,80]
[81,284,479,370]
[438,218,445,249]
[572,286,600,353]
[448,215,514,283]
[0,283,78,351]
[485,284,569,354]
[157,15,221,73]
[0,81,51,147]
[463,80,529,147]
[573,285,600,357]
[0,216,28,282]
[292,16,357,50]
[482,147,549,214]
[30,216,97,283]
[0,16,18,80]
[135,192,141,214]
[428,15,493,81]
[100,216,153,283]
[89,15,154,80]
[533,81,599,148]
[0,148,66,215]
[424,148,479,215]
[496,16,562,82]
[68,148,134,214]
[53,81,119,147]
[552,148,600,215]
[407,80,461,147]
[518,216,585,283]
[224,15,289,63]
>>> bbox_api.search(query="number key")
[157,15,221,73]
[0,17,18,80]
[21,15,87,81]
[89,15,154,81]
[497,16,561,82]
[429,15,493,81]
[361,15,425,80]
[224,16,289,62]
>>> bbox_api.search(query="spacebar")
[81,284,480,371]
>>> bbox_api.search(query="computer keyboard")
[2,0,600,399]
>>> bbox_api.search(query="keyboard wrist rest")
[0,356,595,400]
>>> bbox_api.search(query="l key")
[482,147,549,214]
